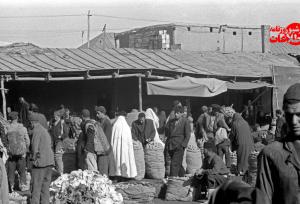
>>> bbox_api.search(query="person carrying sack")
[83,113,111,171]
[6,111,30,192]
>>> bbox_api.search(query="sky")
[0,0,299,48]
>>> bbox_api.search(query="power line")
[93,13,171,23]
[0,14,84,19]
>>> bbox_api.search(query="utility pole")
[241,28,244,52]
[87,10,91,48]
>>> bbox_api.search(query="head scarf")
[145,108,159,128]
[222,107,236,118]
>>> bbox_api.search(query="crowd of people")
[0,83,299,204]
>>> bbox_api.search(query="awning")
[226,81,274,90]
[147,76,228,97]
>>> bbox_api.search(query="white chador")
[111,115,137,178]
[145,108,165,147]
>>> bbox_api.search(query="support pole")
[138,76,142,112]
[271,65,279,110]
[87,10,91,49]
[1,76,7,120]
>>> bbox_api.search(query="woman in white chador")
[111,115,137,178]
[145,108,164,147]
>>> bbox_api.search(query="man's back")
[31,123,54,168]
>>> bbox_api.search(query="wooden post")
[138,76,142,112]
[87,10,91,49]
[1,76,7,120]
[271,65,279,110]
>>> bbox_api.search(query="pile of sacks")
[165,176,194,202]
[115,181,156,203]
[49,170,123,204]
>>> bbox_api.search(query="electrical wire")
[0,14,84,18]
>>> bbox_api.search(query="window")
[210,27,213,32]
[248,31,252,35]
[187,26,191,31]
[233,31,237,35]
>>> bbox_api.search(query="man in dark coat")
[256,83,300,204]
[165,106,191,177]
[131,112,156,147]
[29,113,54,204]
[95,106,115,176]
[194,142,229,196]
[224,107,253,174]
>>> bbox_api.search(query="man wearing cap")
[29,112,54,204]
[256,83,300,204]
[49,110,69,174]
[95,106,115,176]
[6,111,30,192]
[223,106,253,175]
[131,112,156,147]
[76,109,91,170]
[165,106,191,177]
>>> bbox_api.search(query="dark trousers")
[216,141,231,168]
[165,146,185,177]
[31,166,52,204]
[194,173,228,192]
[8,155,26,190]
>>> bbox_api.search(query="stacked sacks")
[186,132,202,174]
[115,181,156,204]
[145,142,165,179]
[133,140,145,180]
[244,151,259,186]
[165,176,194,201]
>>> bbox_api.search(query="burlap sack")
[165,177,193,201]
[186,147,202,175]
[133,140,145,180]
[145,142,165,179]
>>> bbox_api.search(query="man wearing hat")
[165,105,191,177]
[29,112,54,204]
[256,83,300,204]
[6,111,30,192]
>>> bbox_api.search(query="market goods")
[9,192,27,204]
[165,176,194,201]
[49,169,123,204]
[115,181,156,203]
[133,140,145,180]
[186,147,202,175]
[145,142,165,179]
[186,132,202,174]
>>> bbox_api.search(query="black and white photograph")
[0,0,299,203]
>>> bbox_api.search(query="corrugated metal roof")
[0,48,298,78]
[270,43,300,55]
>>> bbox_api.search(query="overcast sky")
[0,0,299,48]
